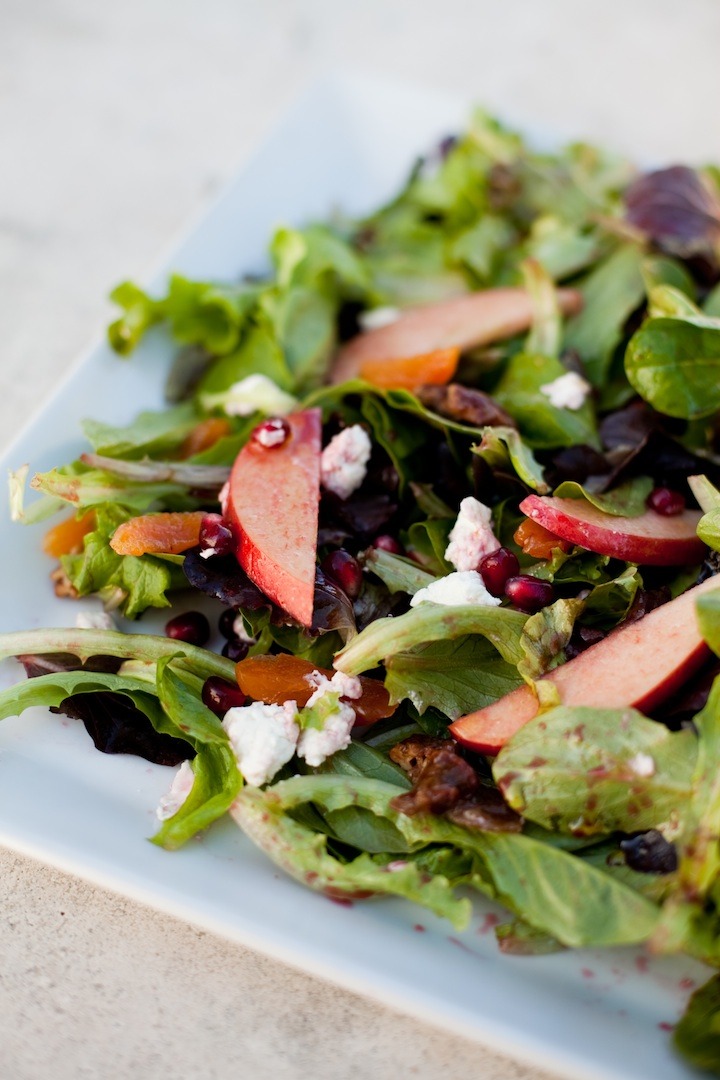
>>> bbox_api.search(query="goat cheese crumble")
[223,700,300,787]
[409,570,501,608]
[203,373,297,418]
[358,306,401,331]
[628,752,656,778]
[156,760,195,821]
[75,608,117,631]
[296,670,363,767]
[320,425,372,500]
[540,371,592,411]
[444,496,500,571]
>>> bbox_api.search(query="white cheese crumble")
[254,421,288,448]
[444,496,500,572]
[156,760,195,821]
[223,700,299,787]
[296,670,363,767]
[358,306,401,332]
[75,608,117,631]
[207,374,297,418]
[628,752,656,778]
[320,425,372,501]
[409,570,501,608]
[540,371,592,411]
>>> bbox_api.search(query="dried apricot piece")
[180,417,232,458]
[360,347,459,391]
[235,653,395,725]
[514,518,571,560]
[43,510,96,557]
[110,511,206,556]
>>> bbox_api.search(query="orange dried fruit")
[43,511,96,558]
[180,417,232,458]
[359,346,459,391]
[109,511,206,556]
[235,653,395,725]
[514,517,571,560]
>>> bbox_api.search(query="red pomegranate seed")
[504,575,555,613]
[199,513,235,556]
[202,676,246,716]
[222,638,250,662]
[372,534,404,556]
[165,611,211,647]
[321,550,363,600]
[647,487,686,516]
[479,547,520,597]
[251,417,291,449]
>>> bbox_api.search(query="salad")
[6,110,720,1073]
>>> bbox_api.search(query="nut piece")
[417,383,516,429]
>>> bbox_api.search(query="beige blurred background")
[2,1,719,1076]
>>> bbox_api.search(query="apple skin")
[332,287,583,384]
[450,576,720,755]
[226,409,321,627]
[519,493,705,567]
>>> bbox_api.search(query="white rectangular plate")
[0,73,708,1080]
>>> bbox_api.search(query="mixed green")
[7,110,720,1073]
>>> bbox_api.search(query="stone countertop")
[2,2,719,1077]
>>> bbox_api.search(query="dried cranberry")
[218,608,239,640]
[251,417,290,449]
[372,534,404,556]
[222,638,250,663]
[479,547,519,597]
[165,611,211,647]
[321,550,363,600]
[199,513,235,557]
[647,487,686,516]
[504,576,555,613]
[202,676,246,716]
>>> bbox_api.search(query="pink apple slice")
[331,287,583,384]
[450,576,720,755]
[519,493,705,566]
[226,409,321,627]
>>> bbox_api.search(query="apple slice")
[450,576,720,754]
[226,409,321,626]
[332,287,583,384]
[519,493,705,566]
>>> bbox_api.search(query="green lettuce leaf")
[384,635,523,719]
[107,282,163,356]
[553,476,653,517]
[334,603,528,675]
[472,426,549,493]
[493,705,697,836]
[362,547,436,596]
[625,312,720,420]
[674,975,720,1074]
[81,403,199,460]
[494,352,599,450]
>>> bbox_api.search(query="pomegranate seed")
[372,534,404,556]
[199,513,235,557]
[647,487,686,516]
[504,575,555,613]
[479,547,519,597]
[165,611,211,647]
[202,676,246,716]
[218,608,239,639]
[222,638,250,662]
[321,550,363,600]
[251,417,291,449]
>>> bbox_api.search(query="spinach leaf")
[493,706,697,836]
[494,352,599,450]
[625,314,720,419]
[564,243,645,386]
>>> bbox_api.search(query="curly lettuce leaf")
[493,705,697,837]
